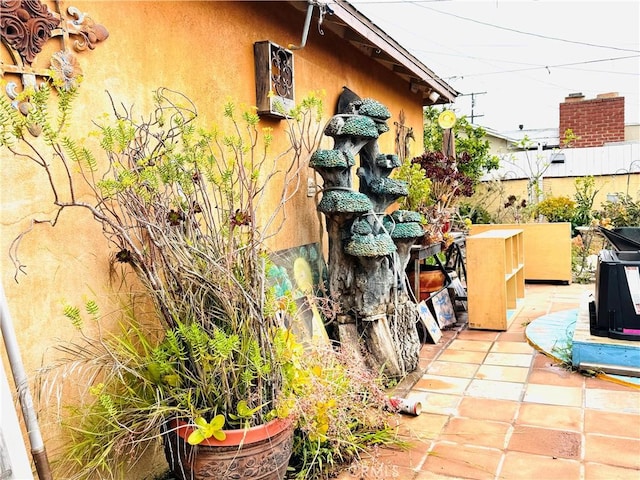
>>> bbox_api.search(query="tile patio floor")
[337,282,640,480]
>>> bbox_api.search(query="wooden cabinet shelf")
[466,229,525,330]
[469,223,572,283]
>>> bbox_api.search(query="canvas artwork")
[270,243,330,345]
[430,288,457,328]
[449,277,468,311]
[418,301,442,343]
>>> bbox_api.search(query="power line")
[348,1,640,85]
[445,54,640,79]
[354,0,640,54]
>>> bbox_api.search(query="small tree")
[502,129,578,208]
[422,106,499,185]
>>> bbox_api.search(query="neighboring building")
[480,92,640,214]
[0,1,457,476]
[559,92,625,147]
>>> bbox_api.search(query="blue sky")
[350,0,640,132]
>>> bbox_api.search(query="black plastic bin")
[599,227,640,251]
[590,249,640,341]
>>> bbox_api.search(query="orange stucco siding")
[1,2,426,470]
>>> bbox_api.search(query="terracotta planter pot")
[164,417,294,480]
[419,266,446,299]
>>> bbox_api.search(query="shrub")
[533,196,576,223]
[596,193,640,227]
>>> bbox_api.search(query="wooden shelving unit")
[469,223,572,283]
[466,229,525,330]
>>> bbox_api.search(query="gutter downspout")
[288,1,315,50]
[0,281,52,480]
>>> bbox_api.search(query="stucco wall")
[0,1,427,472]
[474,174,640,222]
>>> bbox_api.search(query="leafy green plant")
[188,415,227,444]
[502,194,530,223]
[47,300,403,480]
[501,129,577,207]
[48,302,307,461]
[2,83,323,417]
[1,82,332,479]
[422,106,499,183]
[533,195,576,223]
[571,229,599,284]
[3,80,406,480]
[286,345,407,479]
[597,193,640,227]
[457,202,491,225]
[572,176,599,228]
[392,160,432,214]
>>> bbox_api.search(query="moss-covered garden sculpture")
[310,94,424,377]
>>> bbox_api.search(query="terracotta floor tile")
[376,442,430,470]
[336,456,417,479]
[508,425,581,459]
[475,365,529,383]
[441,330,458,340]
[532,352,558,369]
[417,358,432,372]
[419,345,443,360]
[395,412,449,441]
[496,331,526,342]
[484,352,533,368]
[585,388,640,415]
[414,472,468,480]
[506,323,528,334]
[421,443,502,480]
[414,375,471,395]
[549,302,580,313]
[456,398,519,423]
[584,462,640,480]
[437,349,487,364]
[527,365,586,387]
[363,282,640,480]
[499,451,581,480]
[465,379,524,401]
[408,391,461,416]
[448,339,494,352]
[516,403,582,432]
[426,360,479,378]
[584,434,640,469]
[584,410,640,439]
[518,306,548,318]
[490,341,534,354]
[440,417,510,449]
[585,375,640,391]
[456,330,499,341]
[523,384,583,407]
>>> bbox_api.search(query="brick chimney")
[559,92,625,147]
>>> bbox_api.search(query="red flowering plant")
[410,151,475,242]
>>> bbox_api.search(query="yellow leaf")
[187,429,205,445]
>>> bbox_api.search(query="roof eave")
[288,0,459,106]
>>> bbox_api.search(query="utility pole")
[457,92,486,124]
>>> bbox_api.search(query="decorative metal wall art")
[254,41,294,118]
[1,0,108,99]
[394,110,415,161]
[1,0,60,64]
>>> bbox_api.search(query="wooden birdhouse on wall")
[254,41,294,118]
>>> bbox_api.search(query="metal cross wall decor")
[1,0,108,97]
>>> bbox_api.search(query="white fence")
[482,142,640,181]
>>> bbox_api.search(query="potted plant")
[1,83,404,480]
[1,82,322,479]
